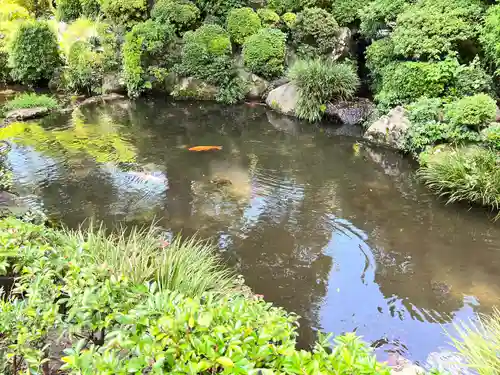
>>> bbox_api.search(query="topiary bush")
[257,8,280,27]
[391,0,484,60]
[288,58,359,122]
[444,94,497,130]
[7,21,62,85]
[55,0,82,22]
[331,0,365,26]
[80,0,100,18]
[227,7,262,45]
[123,20,178,97]
[151,0,200,34]
[281,11,296,29]
[65,40,103,95]
[292,7,339,56]
[359,0,408,38]
[101,0,147,26]
[243,28,286,79]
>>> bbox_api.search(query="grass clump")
[419,146,500,216]
[288,58,359,122]
[447,309,500,374]
[3,93,59,111]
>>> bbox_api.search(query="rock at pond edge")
[325,98,376,126]
[171,77,219,101]
[265,82,299,116]
[364,106,410,151]
[4,107,50,122]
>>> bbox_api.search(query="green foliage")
[444,94,497,130]
[100,0,147,26]
[192,0,245,23]
[13,0,52,17]
[481,123,500,151]
[80,0,100,18]
[227,7,262,45]
[0,163,13,191]
[7,21,62,84]
[292,7,339,56]
[123,20,178,97]
[3,93,59,111]
[481,5,500,73]
[331,0,365,26]
[419,146,500,214]
[281,11,297,28]
[359,0,408,38]
[365,38,395,90]
[267,0,300,14]
[151,0,200,34]
[391,0,484,60]
[451,57,493,98]
[448,309,500,374]
[407,97,444,125]
[257,8,280,27]
[0,2,31,21]
[243,28,286,79]
[65,40,103,95]
[288,59,359,122]
[55,0,82,22]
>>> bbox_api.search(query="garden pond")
[1,97,499,368]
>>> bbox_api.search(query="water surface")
[2,98,500,367]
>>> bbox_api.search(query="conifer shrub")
[65,40,103,95]
[331,0,365,26]
[55,0,82,22]
[226,7,262,45]
[359,0,408,38]
[100,0,147,26]
[257,8,280,27]
[151,0,200,34]
[444,94,497,131]
[243,28,286,79]
[292,7,339,56]
[81,0,100,18]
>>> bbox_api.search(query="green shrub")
[331,0,365,26]
[243,28,286,79]
[0,2,31,21]
[448,309,500,374]
[481,5,500,73]
[292,7,339,56]
[281,11,296,28]
[100,0,147,26]
[7,21,62,84]
[450,57,493,98]
[444,94,497,130]
[481,123,500,151]
[257,8,280,27]
[3,93,59,111]
[227,7,262,45]
[267,0,300,14]
[419,146,500,214]
[65,40,103,95]
[288,59,359,122]
[98,23,121,73]
[123,20,178,97]
[55,0,82,22]
[151,0,200,34]
[14,0,52,17]
[193,0,245,23]
[365,38,395,90]
[407,97,444,125]
[80,0,100,18]
[391,0,484,60]
[359,0,408,38]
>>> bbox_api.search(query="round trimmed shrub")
[65,41,103,95]
[56,0,82,22]
[243,28,286,79]
[282,12,296,29]
[444,94,497,130]
[7,21,62,84]
[292,7,339,56]
[151,0,200,33]
[227,7,262,45]
[331,0,365,26]
[267,0,300,14]
[81,0,100,18]
[101,0,147,26]
[257,8,280,27]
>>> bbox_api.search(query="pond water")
[2,98,500,367]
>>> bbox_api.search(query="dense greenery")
[243,28,286,79]
[227,7,262,45]
[65,40,103,95]
[0,217,391,375]
[151,0,200,34]
[3,92,59,111]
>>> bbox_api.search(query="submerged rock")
[171,77,218,101]
[364,106,410,150]
[78,93,127,107]
[4,107,50,122]
[265,82,299,116]
[325,98,376,126]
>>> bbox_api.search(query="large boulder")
[4,107,50,122]
[326,98,376,126]
[171,77,219,101]
[265,83,299,116]
[364,106,410,150]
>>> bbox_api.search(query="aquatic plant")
[3,93,59,111]
[447,309,500,374]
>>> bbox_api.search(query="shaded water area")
[1,98,500,367]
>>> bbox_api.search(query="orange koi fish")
[188,146,223,152]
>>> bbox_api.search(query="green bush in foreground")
[289,59,359,122]
[419,146,500,215]
[0,217,390,375]
[292,7,339,56]
[151,0,200,34]
[448,308,500,374]
[100,0,147,26]
[65,40,103,95]
[3,93,59,111]
[7,21,62,84]
[243,28,286,79]
[444,94,497,130]
[227,7,262,45]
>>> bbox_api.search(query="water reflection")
[1,98,499,365]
